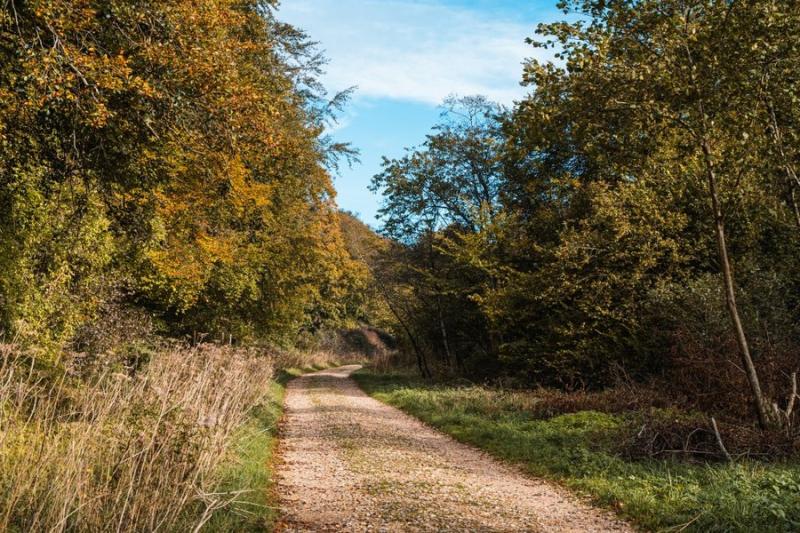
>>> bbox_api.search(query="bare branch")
[785,372,797,421]
[710,417,732,463]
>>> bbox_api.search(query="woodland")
[1,0,799,531]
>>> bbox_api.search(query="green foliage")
[0,176,114,355]
[355,370,800,532]
[370,97,506,375]
[371,95,504,240]
[370,1,800,408]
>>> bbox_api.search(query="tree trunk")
[436,297,454,369]
[682,28,777,428]
[701,138,776,429]
[383,295,431,379]
[426,235,453,370]
[792,189,800,231]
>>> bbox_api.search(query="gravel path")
[276,366,633,532]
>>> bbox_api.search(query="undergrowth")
[0,344,275,531]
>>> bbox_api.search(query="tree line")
[2,0,798,433]
[368,0,800,430]
[0,0,369,358]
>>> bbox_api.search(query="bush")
[642,273,800,424]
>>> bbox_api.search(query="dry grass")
[0,343,274,532]
[272,347,344,372]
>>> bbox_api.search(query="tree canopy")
[0,0,367,355]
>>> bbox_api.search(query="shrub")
[642,273,800,424]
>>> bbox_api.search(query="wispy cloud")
[278,0,552,106]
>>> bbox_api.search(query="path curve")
[277,366,632,532]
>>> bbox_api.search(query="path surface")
[277,366,632,532]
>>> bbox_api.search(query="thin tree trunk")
[436,297,454,369]
[700,138,775,429]
[354,242,432,379]
[681,26,776,429]
[792,189,800,230]
[383,294,431,379]
[426,235,453,369]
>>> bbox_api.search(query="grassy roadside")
[353,369,800,533]
[205,364,333,532]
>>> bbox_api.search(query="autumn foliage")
[0,0,365,353]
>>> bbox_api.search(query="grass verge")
[353,369,800,533]
[204,364,337,532]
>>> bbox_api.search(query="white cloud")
[278,0,550,106]
[323,112,354,134]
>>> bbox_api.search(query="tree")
[521,0,799,427]
[0,0,365,354]
[371,96,506,375]
[372,96,504,240]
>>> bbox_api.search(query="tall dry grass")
[0,343,274,532]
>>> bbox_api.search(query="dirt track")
[277,365,632,532]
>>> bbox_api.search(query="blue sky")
[277,0,564,226]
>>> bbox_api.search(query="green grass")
[205,364,333,532]
[353,370,800,533]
